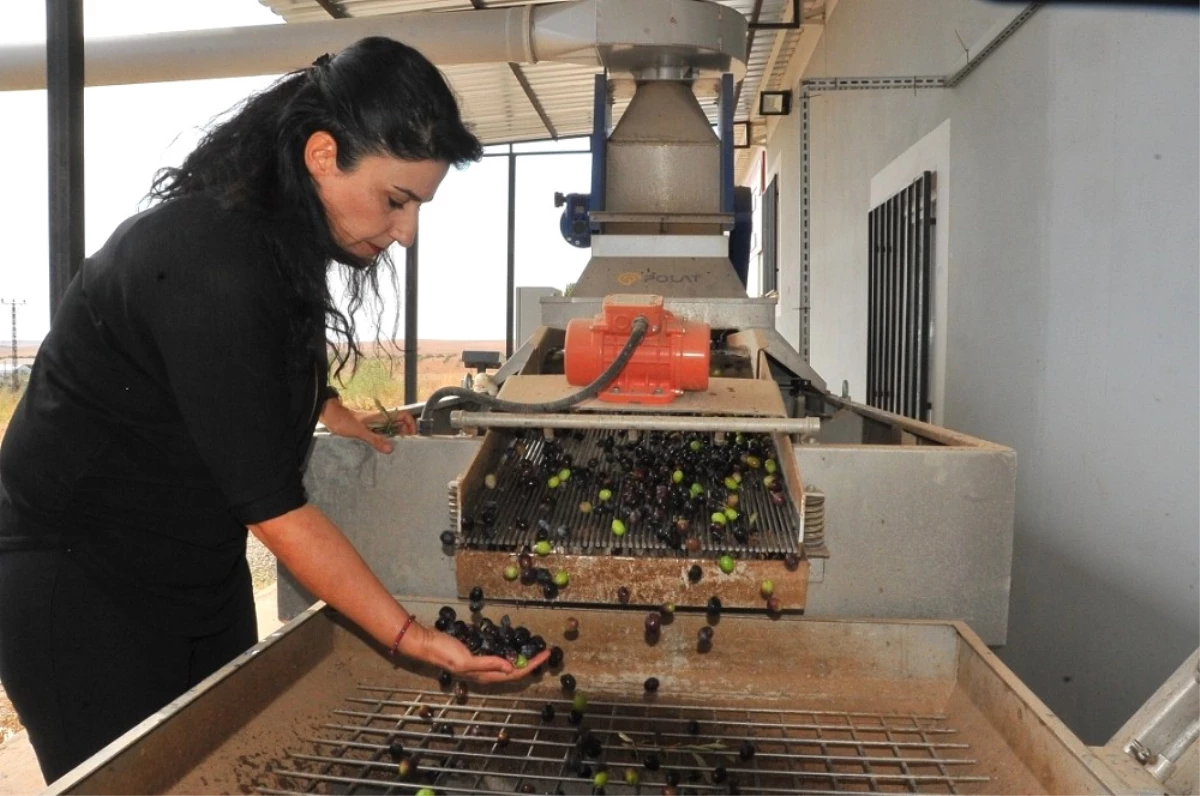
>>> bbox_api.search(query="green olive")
[534,540,552,557]
[611,518,627,537]
[553,570,570,588]
[598,488,613,502]
[547,475,561,489]
[503,564,520,581]
[761,579,775,598]
[559,468,571,482]
[672,469,684,483]
[765,458,778,474]
[514,653,529,669]
[724,507,738,522]
[724,476,740,491]
[572,692,589,712]
[484,473,498,489]
[718,554,736,574]
[710,511,728,526]
[690,482,704,498]
[593,771,609,788]
[690,439,703,452]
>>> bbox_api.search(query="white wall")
[765,0,1199,743]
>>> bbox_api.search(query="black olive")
[541,704,556,722]
[785,552,800,570]
[568,708,584,725]
[712,765,728,784]
[739,740,756,760]
[496,727,511,747]
[438,670,452,688]
[560,673,577,692]
[418,705,434,721]
[687,719,701,735]
[468,599,483,614]
[439,530,455,546]
[513,627,531,646]
[387,739,404,760]
[543,582,560,599]
[469,585,484,602]
[434,722,454,737]
[439,606,457,622]
[688,564,703,583]
[644,611,662,633]
[665,770,681,786]
[434,616,450,633]
[454,681,469,704]
[644,676,660,692]
[548,646,564,668]
[644,752,661,771]
[707,596,722,618]
[697,625,714,646]
[616,586,631,604]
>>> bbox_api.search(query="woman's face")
[305,131,450,260]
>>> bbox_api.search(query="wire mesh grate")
[259,686,990,795]
[458,428,801,558]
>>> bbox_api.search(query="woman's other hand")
[320,397,413,453]
[405,624,550,684]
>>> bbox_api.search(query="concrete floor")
[0,584,286,795]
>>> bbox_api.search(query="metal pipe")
[2,7,533,90]
[46,0,84,320]
[0,0,746,91]
[450,410,821,435]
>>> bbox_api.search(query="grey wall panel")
[279,435,483,620]
[776,0,1199,742]
[798,445,1016,646]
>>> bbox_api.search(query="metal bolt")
[1127,739,1153,764]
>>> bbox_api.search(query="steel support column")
[505,148,516,358]
[46,0,84,320]
[404,237,419,404]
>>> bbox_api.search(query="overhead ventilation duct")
[0,0,746,91]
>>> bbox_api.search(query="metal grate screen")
[867,172,934,422]
[261,686,990,795]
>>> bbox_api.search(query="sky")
[0,0,592,344]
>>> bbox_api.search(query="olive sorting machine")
[38,1,1197,794]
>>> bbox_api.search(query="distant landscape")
[0,340,507,440]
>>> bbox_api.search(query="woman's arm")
[250,504,547,682]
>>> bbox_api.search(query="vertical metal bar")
[46,0,85,321]
[718,72,735,215]
[892,193,903,416]
[902,182,914,419]
[866,207,876,406]
[906,181,918,420]
[505,148,516,359]
[918,171,934,422]
[902,186,907,417]
[883,194,892,410]
[404,236,418,404]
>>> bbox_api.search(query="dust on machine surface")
[43,1,1194,795]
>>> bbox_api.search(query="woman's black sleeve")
[134,218,309,526]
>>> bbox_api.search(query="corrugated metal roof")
[256,0,821,157]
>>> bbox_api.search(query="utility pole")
[1,299,25,391]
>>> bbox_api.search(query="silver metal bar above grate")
[260,687,991,795]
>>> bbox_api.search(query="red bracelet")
[389,614,417,658]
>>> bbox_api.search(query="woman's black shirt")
[0,193,324,636]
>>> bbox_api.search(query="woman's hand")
[404,623,551,684]
[319,397,414,453]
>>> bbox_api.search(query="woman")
[0,37,545,783]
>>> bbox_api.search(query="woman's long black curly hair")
[148,37,483,377]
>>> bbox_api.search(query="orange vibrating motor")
[564,295,710,404]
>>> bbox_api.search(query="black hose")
[418,315,651,435]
